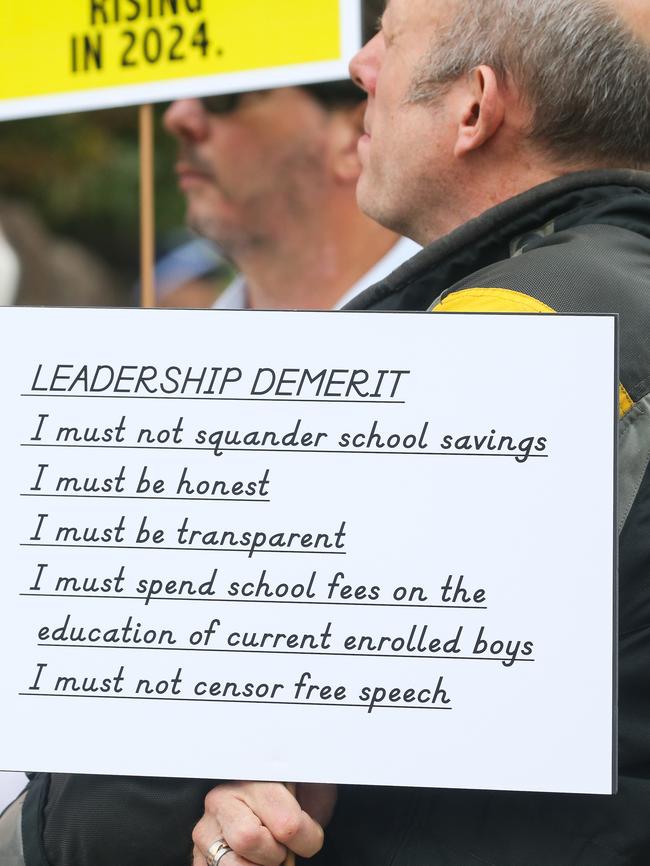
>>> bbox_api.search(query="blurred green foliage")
[0,104,185,288]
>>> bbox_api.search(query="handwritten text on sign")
[0,0,360,120]
[0,308,616,794]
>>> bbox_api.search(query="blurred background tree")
[0,105,186,304]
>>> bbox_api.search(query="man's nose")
[349,31,382,96]
[163,98,210,141]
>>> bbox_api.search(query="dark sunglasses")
[199,91,251,114]
[199,81,365,116]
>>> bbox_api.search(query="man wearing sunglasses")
[162,36,418,312]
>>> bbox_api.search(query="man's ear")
[328,101,366,184]
[453,65,505,158]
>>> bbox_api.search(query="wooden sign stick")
[139,103,156,309]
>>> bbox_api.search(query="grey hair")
[409,0,650,169]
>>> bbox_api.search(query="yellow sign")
[0,1,360,120]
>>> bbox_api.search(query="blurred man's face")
[350,0,460,243]
[164,88,334,260]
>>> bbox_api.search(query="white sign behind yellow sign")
[0,0,360,120]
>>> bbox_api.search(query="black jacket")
[11,170,650,866]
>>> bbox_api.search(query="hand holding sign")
[192,782,335,866]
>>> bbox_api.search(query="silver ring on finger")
[206,838,233,866]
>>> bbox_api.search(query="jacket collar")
[346,169,650,311]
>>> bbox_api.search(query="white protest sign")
[0,0,361,120]
[0,308,616,794]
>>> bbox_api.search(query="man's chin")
[185,214,244,263]
[356,180,394,233]
[186,211,219,242]
[355,174,377,219]
[186,201,224,237]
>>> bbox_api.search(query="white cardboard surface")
[0,308,617,794]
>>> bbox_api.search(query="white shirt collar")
[213,273,247,309]
[213,236,421,311]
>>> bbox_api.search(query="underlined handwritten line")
[20,393,404,406]
[19,593,487,610]
[21,543,345,555]
[21,493,270,504]
[18,693,452,710]
[36,644,532,662]
[20,443,548,459]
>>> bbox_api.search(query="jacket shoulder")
[438,224,650,404]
